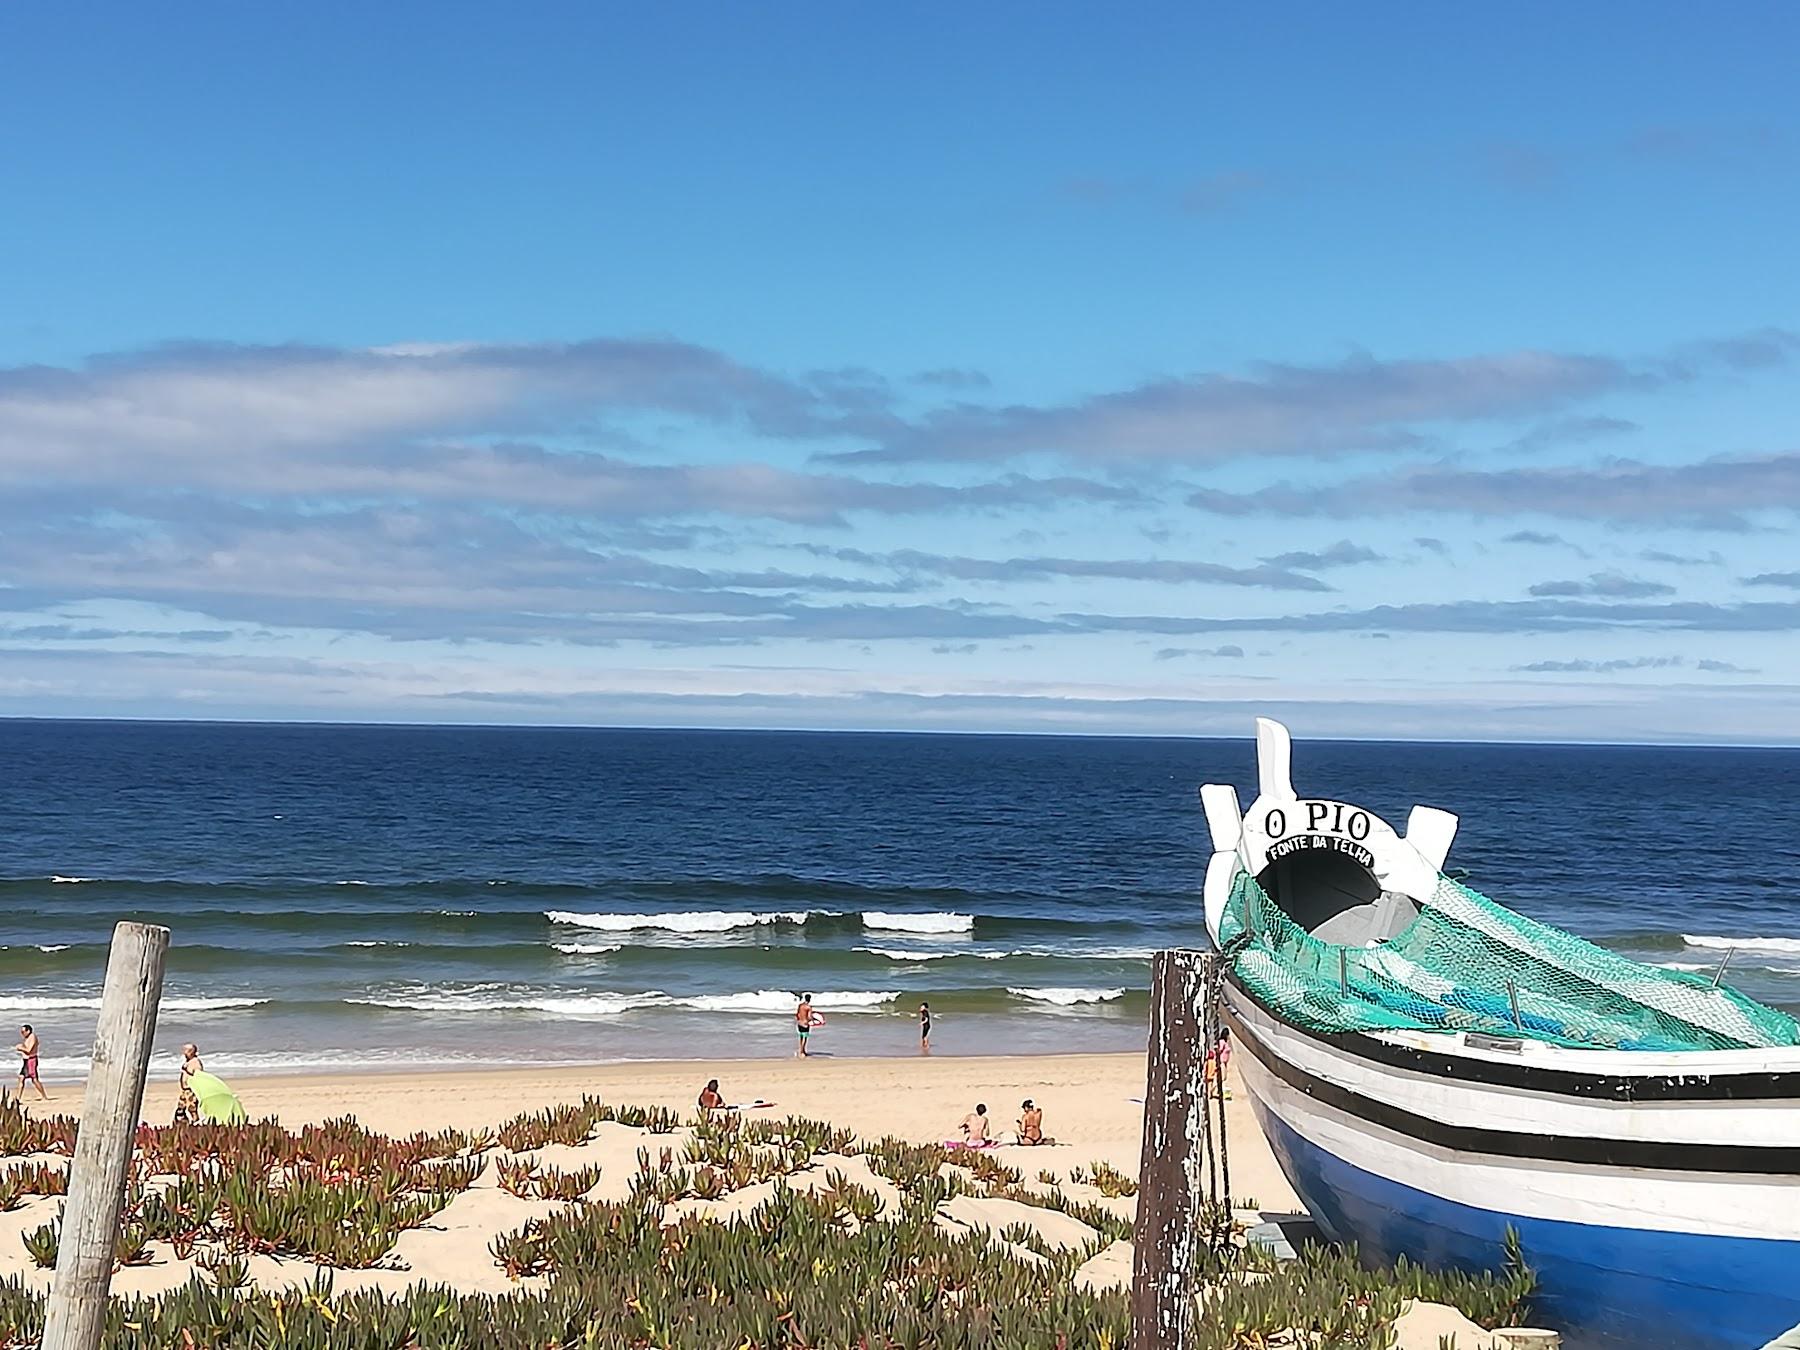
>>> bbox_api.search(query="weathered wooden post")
[1130,948,1212,1350]
[43,921,170,1350]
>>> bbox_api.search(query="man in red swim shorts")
[14,1024,47,1101]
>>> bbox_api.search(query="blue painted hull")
[1255,1102,1800,1350]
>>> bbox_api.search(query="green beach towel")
[187,1070,247,1124]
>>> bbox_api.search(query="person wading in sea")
[795,994,813,1058]
[918,1002,932,1055]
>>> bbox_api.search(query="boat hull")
[1226,997,1800,1350]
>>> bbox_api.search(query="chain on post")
[1207,952,1234,1250]
[1200,933,1250,1255]
[1194,958,1219,1256]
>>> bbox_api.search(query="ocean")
[2,720,1797,1082]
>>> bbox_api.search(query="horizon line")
[1,712,1794,752]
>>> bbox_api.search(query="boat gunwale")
[1224,973,1800,1104]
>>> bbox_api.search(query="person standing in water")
[918,1002,932,1054]
[13,1025,47,1102]
[795,994,813,1058]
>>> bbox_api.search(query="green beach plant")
[21,1220,57,1269]
[0,1090,1536,1346]
[532,1162,602,1201]
[1087,1159,1139,1197]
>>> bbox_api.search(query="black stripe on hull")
[1222,996,1800,1177]
[1226,977,1800,1104]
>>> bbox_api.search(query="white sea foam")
[49,876,96,884]
[345,940,411,948]
[1007,987,1127,1006]
[1683,934,1800,955]
[353,990,670,1017]
[857,946,956,962]
[980,945,1157,962]
[35,1047,647,1079]
[35,945,70,953]
[1070,946,1159,962]
[553,942,624,955]
[0,995,267,1012]
[1657,961,1709,972]
[546,909,816,934]
[859,942,1156,963]
[351,986,896,1017]
[862,911,974,935]
[675,990,897,1013]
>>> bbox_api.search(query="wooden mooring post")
[43,921,169,1350]
[1130,948,1218,1350]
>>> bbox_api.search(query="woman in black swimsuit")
[918,1002,932,1054]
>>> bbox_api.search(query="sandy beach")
[33,1051,1297,1214]
[1,1052,1553,1348]
[1,1053,1302,1301]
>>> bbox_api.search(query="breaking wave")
[1006,987,1126,1006]
[1683,934,1800,955]
[862,912,973,935]
[351,987,898,1017]
[0,995,268,1012]
[546,909,820,934]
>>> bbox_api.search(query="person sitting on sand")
[174,1043,204,1124]
[698,1078,724,1113]
[13,1025,47,1102]
[960,1103,991,1146]
[1016,1099,1055,1146]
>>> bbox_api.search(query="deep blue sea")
[2,721,1797,1080]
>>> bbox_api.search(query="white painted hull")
[1226,985,1800,1350]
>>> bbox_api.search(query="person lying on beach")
[698,1078,724,1113]
[960,1103,991,1146]
[13,1025,47,1102]
[174,1043,204,1124]
[1015,1099,1055,1146]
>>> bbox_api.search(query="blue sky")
[1,3,1797,742]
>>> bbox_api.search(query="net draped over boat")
[1219,869,1800,1052]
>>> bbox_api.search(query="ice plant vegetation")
[0,1094,1531,1347]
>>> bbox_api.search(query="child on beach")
[13,1025,46,1102]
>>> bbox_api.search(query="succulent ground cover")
[0,1094,1531,1348]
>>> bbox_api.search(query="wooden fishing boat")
[1200,718,1800,1350]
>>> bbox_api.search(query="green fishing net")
[1218,869,1800,1052]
